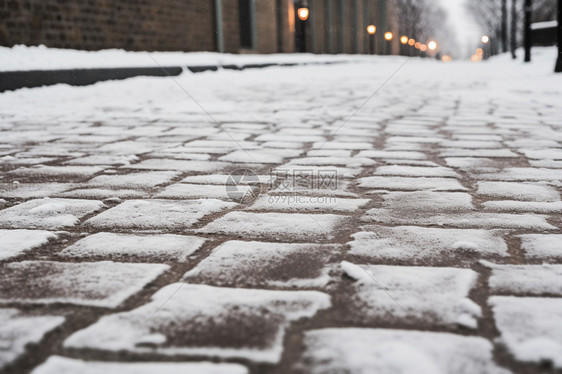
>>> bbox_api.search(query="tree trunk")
[502,0,508,53]
[524,0,532,62]
[511,0,517,59]
[554,0,562,73]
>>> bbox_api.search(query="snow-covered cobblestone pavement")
[0,48,561,373]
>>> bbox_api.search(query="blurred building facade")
[0,0,398,54]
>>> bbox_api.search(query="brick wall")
[0,0,216,51]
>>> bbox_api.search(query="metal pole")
[511,0,517,59]
[554,0,562,73]
[502,0,508,52]
[524,0,532,62]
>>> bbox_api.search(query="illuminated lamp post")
[384,31,393,55]
[367,25,377,54]
[296,3,309,53]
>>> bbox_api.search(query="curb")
[0,60,348,92]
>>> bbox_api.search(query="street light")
[367,25,377,55]
[428,41,437,51]
[481,35,490,44]
[384,32,394,41]
[408,38,415,46]
[297,7,309,21]
[400,36,409,44]
[420,44,428,52]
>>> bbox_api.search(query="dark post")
[502,0,508,52]
[369,34,375,54]
[524,0,532,62]
[554,0,562,73]
[511,0,518,59]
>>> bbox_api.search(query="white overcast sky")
[438,0,482,53]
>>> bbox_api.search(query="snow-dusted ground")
[0,46,561,373]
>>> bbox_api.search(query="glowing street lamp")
[408,38,415,46]
[400,36,409,44]
[481,35,490,44]
[414,42,421,49]
[384,32,394,41]
[428,41,437,51]
[442,55,452,62]
[420,44,428,52]
[297,7,309,21]
[367,25,377,54]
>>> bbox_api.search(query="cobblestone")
[0,55,561,372]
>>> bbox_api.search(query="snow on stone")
[85,199,236,231]
[65,154,139,166]
[357,176,466,191]
[339,262,481,328]
[490,296,562,368]
[298,328,508,374]
[59,233,205,262]
[58,188,148,200]
[356,150,427,160]
[0,198,105,230]
[156,183,257,200]
[445,157,502,170]
[373,165,459,178]
[127,159,230,173]
[520,234,562,259]
[219,149,301,164]
[440,140,503,149]
[311,142,373,150]
[31,356,248,374]
[522,149,562,160]
[0,183,72,199]
[476,182,560,202]
[185,241,337,288]
[274,163,363,178]
[287,156,375,167]
[348,226,508,260]
[180,174,273,185]
[370,191,475,212]
[483,200,562,213]
[483,262,562,296]
[0,229,57,260]
[248,195,369,212]
[197,212,348,241]
[8,165,105,179]
[472,168,562,181]
[0,309,65,369]
[87,171,180,188]
[63,284,330,363]
[0,261,169,308]
[441,149,518,158]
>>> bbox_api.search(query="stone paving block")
[357,176,466,191]
[0,309,65,369]
[445,157,504,170]
[156,183,257,201]
[127,159,231,173]
[520,234,562,259]
[363,209,555,230]
[298,328,509,374]
[87,171,181,189]
[85,199,237,231]
[441,149,518,158]
[248,195,369,212]
[0,261,169,308]
[0,229,57,260]
[372,191,474,212]
[339,262,481,328]
[476,182,560,202]
[373,165,459,178]
[483,262,562,296]
[64,284,330,363]
[32,356,248,374]
[472,168,562,181]
[287,156,375,166]
[0,183,72,199]
[197,212,348,241]
[490,296,562,368]
[185,241,338,287]
[7,166,105,179]
[64,154,139,166]
[348,226,508,261]
[482,200,562,213]
[0,198,105,230]
[219,149,302,164]
[59,233,205,262]
[57,188,149,199]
